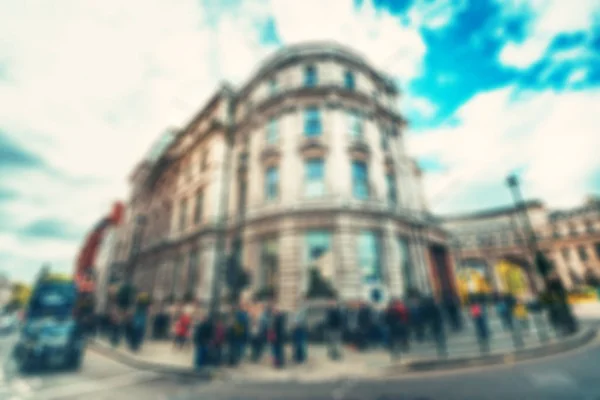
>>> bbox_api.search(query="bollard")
[435,331,448,358]
[533,313,550,343]
[511,321,524,349]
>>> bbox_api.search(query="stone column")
[383,221,403,298]
[335,218,361,302]
[278,222,301,312]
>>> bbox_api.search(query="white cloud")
[270,0,427,81]
[498,0,600,69]
[407,86,600,213]
[0,0,432,282]
[400,93,438,121]
[407,0,468,30]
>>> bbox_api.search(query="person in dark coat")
[357,303,372,351]
[425,298,447,357]
[384,299,409,360]
[252,304,272,362]
[470,302,490,354]
[269,309,286,368]
[325,299,344,360]
[193,313,213,369]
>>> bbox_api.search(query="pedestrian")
[130,306,147,352]
[211,315,226,366]
[496,295,511,331]
[269,308,286,368]
[409,298,425,342]
[225,313,239,366]
[235,304,250,360]
[357,302,372,351]
[514,302,530,334]
[470,302,490,354]
[193,312,213,369]
[292,300,308,364]
[325,299,344,360]
[426,298,447,357]
[252,303,272,362]
[384,299,409,360]
[173,311,192,351]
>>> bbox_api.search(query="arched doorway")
[496,254,536,297]
[457,258,493,303]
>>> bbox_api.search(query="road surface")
[0,332,185,400]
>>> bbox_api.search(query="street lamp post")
[208,97,236,318]
[126,215,147,285]
[506,174,577,334]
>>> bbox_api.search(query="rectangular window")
[304,107,322,137]
[352,160,369,199]
[595,242,600,259]
[269,78,278,95]
[304,230,333,291]
[358,231,382,283]
[578,246,588,261]
[386,174,397,205]
[344,70,355,90]
[304,65,318,87]
[266,118,279,144]
[265,166,279,201]
[186,250,198,297]
[398,237,413,291]
[347,110,363,139]
[179,199,187,231]
[305,159,325,197]
[260,237,279,288]
[194,191,203,224]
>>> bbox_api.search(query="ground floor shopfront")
[130,210,458,311]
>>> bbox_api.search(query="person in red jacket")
[173,312,192,350]
[385,299,409,360]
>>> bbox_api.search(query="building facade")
[443,196,600,292]
[112,42,457,311]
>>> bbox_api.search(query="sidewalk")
[89,325,595,382]
[573,302,600,319]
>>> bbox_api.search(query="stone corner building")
[109,42,457,312]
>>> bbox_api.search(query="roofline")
[441,200,544,221]
[237,41,399,99]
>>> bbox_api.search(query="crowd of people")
[95,293,548,371]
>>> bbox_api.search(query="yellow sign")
[457,268,492,303]
[43,273,72,283]
[496,260,527,296]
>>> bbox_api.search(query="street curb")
[393,328,597,374]
[87,339,218,380]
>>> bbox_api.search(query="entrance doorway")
[429,244,456,299]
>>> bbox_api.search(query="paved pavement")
[92,311,557,378]
[0,332,165,400]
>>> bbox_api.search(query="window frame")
[352,160,369,200]
[265,166,279,201]
[304,107,322,137]
[304,65,318,87]
[266,117,279,144]
[304,158,325,198]
[344,70,355,90]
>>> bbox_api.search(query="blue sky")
[0,0,599,282]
